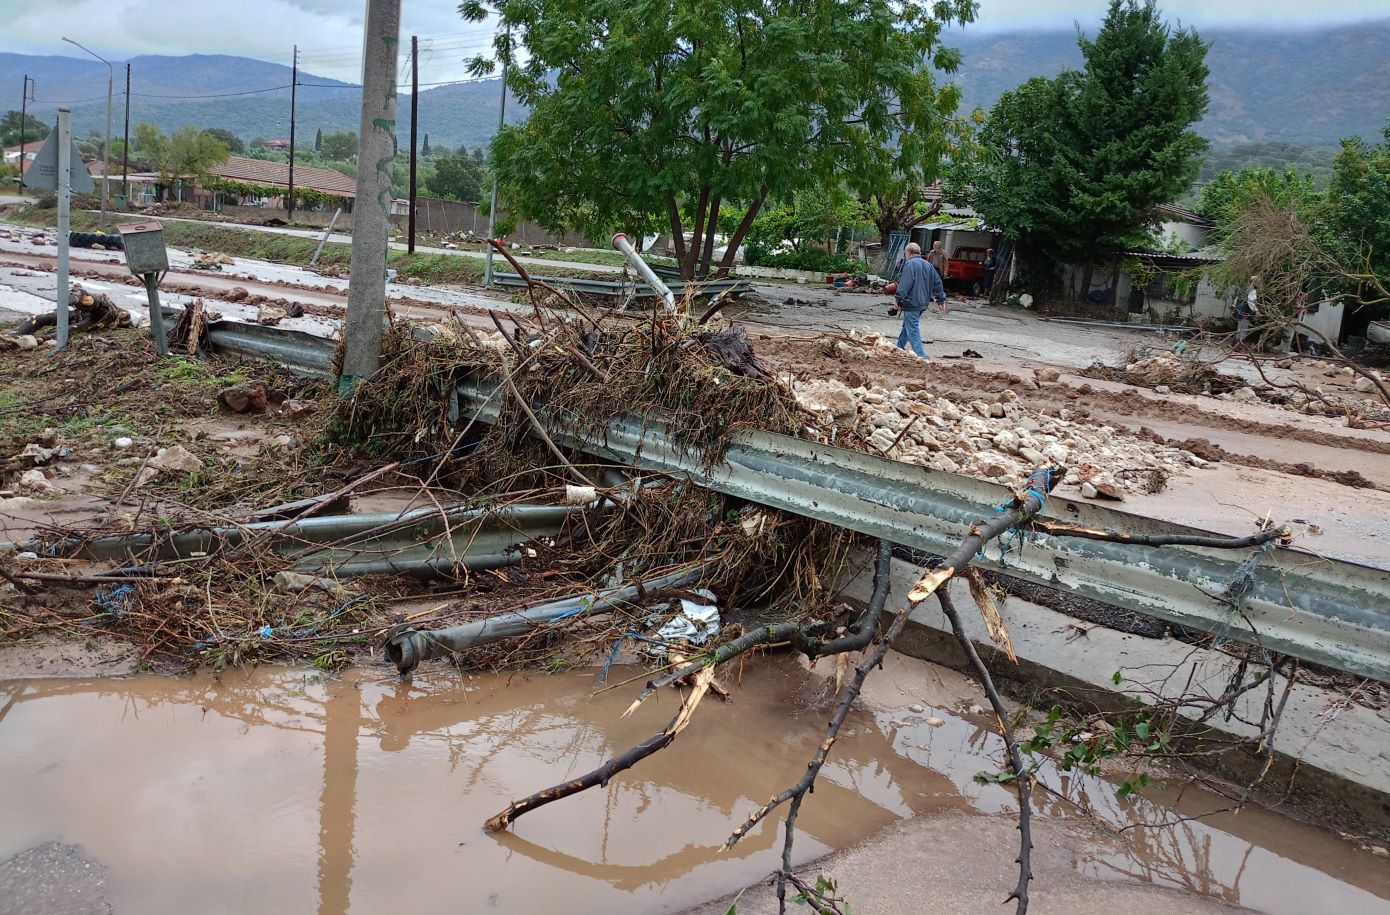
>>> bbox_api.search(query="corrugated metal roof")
[210,155,358,198]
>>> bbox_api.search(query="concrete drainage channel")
[184,315,1390,841]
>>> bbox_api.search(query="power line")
[131,85,293,99]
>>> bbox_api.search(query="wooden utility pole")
[287,44,298,220]
[18,75,33,172]
[408,34,418,253]
[339,0,401,393]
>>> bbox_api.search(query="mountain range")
[3,18,1387,151]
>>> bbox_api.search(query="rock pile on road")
[794,374,1207,500]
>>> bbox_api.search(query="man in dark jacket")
[891,242,946,357]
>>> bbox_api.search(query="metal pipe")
[17,503,590,579]
[309,208,342,269]
[612,232,676,309]
[385,565,705,675]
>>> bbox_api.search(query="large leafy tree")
[462,0,976,279]
[320,130,359,162]
[133,123,229,198]
[958,0,1209,298]
[0,110,49,148]
[1322,126,1390,295]
[203,128,246,155]
[426,149,484,201]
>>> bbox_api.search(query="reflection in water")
[0,661,1386,915]
[316,686,358,915]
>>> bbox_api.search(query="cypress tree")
[314,128,322,152]
[422,133,431,156]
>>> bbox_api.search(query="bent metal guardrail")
[203,318,1390,683]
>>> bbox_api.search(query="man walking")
[891,242,946,358]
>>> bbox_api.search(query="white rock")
[148,445,204,474]
[1034,367,1061,383]
[970,400,991,418]
[18,469,52,493]
[926,716,945,727]
[1355,373,1383,393]
[1019,446,1045,466]
[15,335,39,350]
[113,437,134,450]
[15,551,38,561]
[908,704,925,714]
[1080,481,1099,498]
[992,430,1021,454]
[1043,443,1069,465]
[1154,385,1171,394]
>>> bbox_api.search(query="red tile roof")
[209,154,357,199]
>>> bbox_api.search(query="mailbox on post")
[116,220,170,356]
[116,220,170,275]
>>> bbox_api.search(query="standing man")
[927,240,950,313]
[1235,275,1260,346]
[981,248,997,294]
[890,242,946,358]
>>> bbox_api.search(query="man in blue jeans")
[891,242,946,357]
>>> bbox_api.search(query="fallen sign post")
[116,220,171,356]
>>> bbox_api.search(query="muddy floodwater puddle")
[1,657,1387,914]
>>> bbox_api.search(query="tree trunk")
[1079,262,1095,305]
[700,195,722,277]
[686,186,710,281]
[715,188,768,278]
[665,196,688,278]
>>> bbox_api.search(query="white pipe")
[612,232,676,310]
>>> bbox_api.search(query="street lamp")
[61,37,112,229]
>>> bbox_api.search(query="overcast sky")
[4,0,1388,84]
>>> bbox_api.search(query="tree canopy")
[463,0,976,278]
[955,0,1209,295]
[426,149,484,202]
[0,110,49,148]
[133,123,230,188]
[203,128,246,155]
[319,130,358,162]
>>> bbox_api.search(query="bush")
[744,243,866,274]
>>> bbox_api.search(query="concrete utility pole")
[288,45,298,220]
[482,23,511,287]
[407,34,418,254]
[339,0,401,392]
[121,64,130,206]
[55,107,72,349]
[61,38,112,229]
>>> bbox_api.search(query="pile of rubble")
[793,371,1207,500]
[0,227,57,247]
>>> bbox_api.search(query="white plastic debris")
[646,589,720,657]
[564,484,598,505]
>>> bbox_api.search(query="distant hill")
[3,18,1387,152]
[0,52,523,151]
[944,20,1390,147]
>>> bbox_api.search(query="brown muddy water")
[1,656,1387,915]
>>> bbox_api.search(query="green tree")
[203,128,245,155]
[746,186,868,255]
[0,110,48,148]
[1199,167,1316,233]
[958,0,1209,299]
[422,133,431,156]
[1322,125,1390,294]
[426,150,483,201]
[314,128,323,152]
[133,123,229,199]
[320,130,358,161]
[462,0,976,279]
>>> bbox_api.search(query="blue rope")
[93,584,135,619]
[596,631,634,684]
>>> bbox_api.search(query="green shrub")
[744,243,866,274]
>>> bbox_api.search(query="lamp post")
[61,37,112,229]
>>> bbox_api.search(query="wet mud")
[1,656,1387,915]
